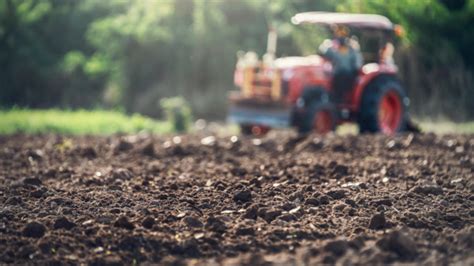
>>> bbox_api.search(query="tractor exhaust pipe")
[264,27,277,65]
[266,27,277,56]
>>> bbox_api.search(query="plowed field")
[1,132,473,265]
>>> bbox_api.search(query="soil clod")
[324,239,349,256]
[22,177,42,187]
[114,216,135,230]
[409,185,443,195]
[206,216,227,232]
[53,216,76,230]
[183,216,203,228]
[233,189,252,203]
[142,216,155,229]
[327,189,347,200]
[23,221,47,238]
[369,213,387,230]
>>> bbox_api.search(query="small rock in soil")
[324,239,349,256]
[326,189,347,200]
[281,202,297,211]
[233,189,252,203]
[331,164,349,176]
[242,204,258,219]
[409,185,443,195]
[289,191,304,201]
[332,203,347,212]
[260,208,282,223]
[114,216,135,230]
[318,195,331,205]
[142,216,155,229]
[304,197,320,206]
[279,214,297,222]
[183,216,203,228]
[29,188,47,198]
[23,221,47,238]
[206,217,227,232]
[369,213,386,230]
[53,217,76,230]
[235,226,255,236]
[23,177,42,187]
[372,198,393,207]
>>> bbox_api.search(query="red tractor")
[228,12,414,135]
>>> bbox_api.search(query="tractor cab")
[229,12,410,135]
[292,12,402,64]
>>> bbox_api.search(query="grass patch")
[417,120,474,134]
[1,109,473,136]
[0,109,172,135]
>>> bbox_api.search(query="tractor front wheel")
[298,103,336,135]
[358,77,407,134]
[312,108,334,134]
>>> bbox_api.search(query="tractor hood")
[274,55,330,83]
[274,55,324,69]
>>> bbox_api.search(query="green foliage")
[0,109,171,135]
[1,0,473,120]
[62,51,86,73]
[160,97,192,133]
[418,120,474,134]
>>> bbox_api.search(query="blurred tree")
[0,0,473,120]
[0,0,110,108]
[439,0,467,11]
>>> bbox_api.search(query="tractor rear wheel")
[240,124,270,136]
[358,77,407,134]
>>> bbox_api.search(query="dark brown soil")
[0,132,473,265]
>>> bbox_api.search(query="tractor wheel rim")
[313,110,332,134]
[378,91,402,134]
[251,125,270,136]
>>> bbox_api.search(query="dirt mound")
[0,132,473,264]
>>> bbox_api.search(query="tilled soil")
[0,132,473,265]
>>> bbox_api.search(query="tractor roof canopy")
[291,12,394,31]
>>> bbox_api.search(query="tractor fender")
[352,64,398,111]
[291,86,330,126]
[298,86,331,108]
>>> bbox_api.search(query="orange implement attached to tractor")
[228,12,417,136]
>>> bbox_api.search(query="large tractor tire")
[240,124,270,136]
[297,88,336,135]
[358,76,408,134]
